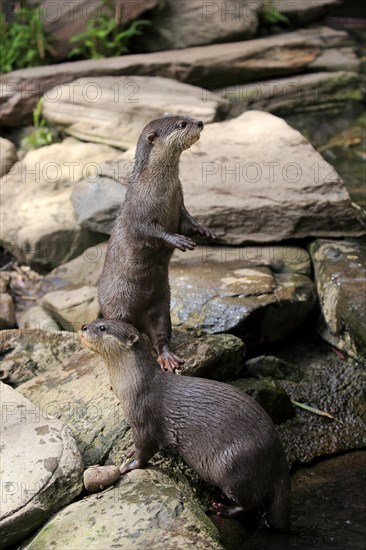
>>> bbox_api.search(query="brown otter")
[80,319,291,530]
[97,115,215,372]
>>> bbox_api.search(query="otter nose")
[197,121,203,129]
[81,324,88,332]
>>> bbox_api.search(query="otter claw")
[158,351,184,372]
[197,226,216,239]
[171,234,196,251]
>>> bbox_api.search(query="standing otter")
[80,319,291,530]
[98,115,216,372]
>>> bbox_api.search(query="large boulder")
[0,139,118,270]
[41,284,100,332]
[73,111,366,242]
[42,76,226,149]
[23,468,222,550]
[137,0,263,51]
[309,239,366,360]
[0,27,355,126]
[0,382,83,549]
[170,262,316,345]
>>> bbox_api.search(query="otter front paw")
[195,225,216,239]
[170,234,196,251]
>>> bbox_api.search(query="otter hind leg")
[142,305,184,372]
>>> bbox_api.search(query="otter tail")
[267,476,291,532]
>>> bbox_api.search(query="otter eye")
[178,121,187,129]
[99,325,106,332]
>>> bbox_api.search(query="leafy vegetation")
[21,98,56,150]
[68,4,150,60]
[0,5,52,73]
[0,0,151,73]
[260,1,290,26]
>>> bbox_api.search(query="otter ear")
[147,132,157,145]
[126,333,139,347]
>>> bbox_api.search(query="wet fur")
[98,115,214,370]
[80,320,291,530]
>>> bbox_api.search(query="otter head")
[79,319,140,360]
[138,115,203,163]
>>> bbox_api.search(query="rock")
[244,355,304,382]
[271,0,341,25]
[23,468,222,550]
[41,242,316,347]
[224,71,362,120]
[42,284,100,332]
[0,137,17,177]
[309,239,366,359]
[0,382,83,549]
[0,293,16,329]
[83,465,121,493]
[43,243,312,292]
[171,331,245,380]
[71,167,127,234]
[0,139,118,270]
[0,27,354,126]
[171,263,316,346]
[232,378,295,424]
[138,0,262,51]
[42,76,226,150]
[275,338,366,466]
[244,451,366,550]
[39,0,160,60]
[0,329,83,387]
[42,242,108,291]
[17,305,59,332]
[79,111,366,243]
[172,245,312,276]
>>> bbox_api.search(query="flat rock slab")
[0,138,118,270]
[0,382,83,548]
[0,27,354,126]
[23,468,222,550]
[42,76,225,150]
[73,111,366,243]
[309,239,366,359]
[0,329,82,386]
[170,262,316,345]
[223,71,362,118]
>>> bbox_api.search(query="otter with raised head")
[98,115,215,372]
[80,319,291,530]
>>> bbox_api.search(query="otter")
[98,115,216,372]
[80,319,291,530]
